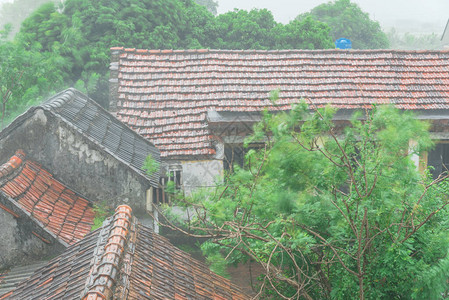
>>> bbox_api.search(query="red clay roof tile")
[112,49,449,158]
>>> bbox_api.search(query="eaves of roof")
[0,188,68,248]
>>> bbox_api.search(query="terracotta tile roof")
[41,88,160,187]
[111,48,449,158]
[0,150,95,245]
[2,205,249,299]
[126,223,247,299]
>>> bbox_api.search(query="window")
[168,169,182,190]
[153,165,182,204]
[427,143,449,179]
[153,166,183,205]
[224,143,264,172]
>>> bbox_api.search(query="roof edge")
[0,150,94,206]
[110,46,449,54]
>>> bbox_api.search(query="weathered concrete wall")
[0,109,151,212]
[181,159,223,195]
[0,196,64,270]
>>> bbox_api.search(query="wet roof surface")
[112,48,449,158]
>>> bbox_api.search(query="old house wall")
[0,109,150,212]
[0,209,47,269]
[0,195,64,270]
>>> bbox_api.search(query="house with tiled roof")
[0,88,161,212]
[0,150,95,270]
[109,48,449,191]
[0,205,249,300]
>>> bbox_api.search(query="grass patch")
[91,203,113,231]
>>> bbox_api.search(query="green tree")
[0,24,66,127]
[162,103,449,299]
[18,2,69,52]
[274,15,335,49]
[212,9,334,50]
[298,0,389,49]
[211,9,278,49]
[16,0,215,106]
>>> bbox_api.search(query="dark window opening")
[153,168,183,205]
[154,177,169,205]
[168,169,182,190]
[427,143,449,179]
[224,144,264,172]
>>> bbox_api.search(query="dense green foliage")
[0,24,66,126]
[169,104,449,298]
[213,10,333,50]
[15,0,218,106]
[297,0,389,49]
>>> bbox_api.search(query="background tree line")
[0,0,389,125]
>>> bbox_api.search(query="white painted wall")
[181,159,223,195]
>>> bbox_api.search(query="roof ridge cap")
[81,205,133,300]
[41,88,77,110]
[0,150,25,180]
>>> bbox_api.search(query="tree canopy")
[297,0,389,49]
[163,103,449,299]
[8,0,213,105]
[0,24,66,127]
[210,9,333,50]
